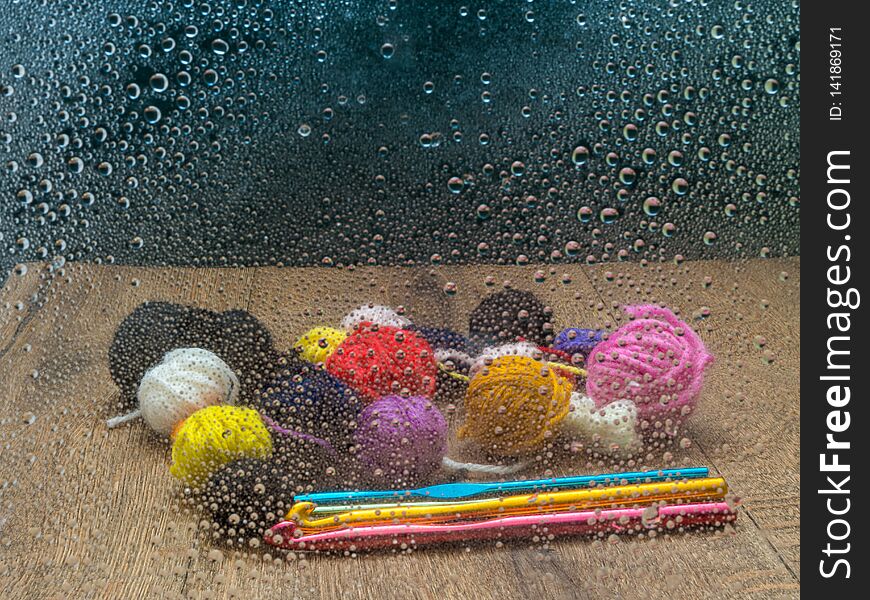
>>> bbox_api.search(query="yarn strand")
[437,362,470,382]
[437,361,586,382]
[442,456,527,475]
[106,409,141,428]
[550,362,587,378]
[261,414,341,460]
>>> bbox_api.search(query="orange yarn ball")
[458,355,574,456]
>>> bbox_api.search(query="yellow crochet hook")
[311,499,486,516]
[287,477,727,533]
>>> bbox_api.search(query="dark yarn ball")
[109,302,280,411]
[256,355,362,452]
[467,289,554,350]
[201,458,292,541]
[109,302,212,408]
[199,436,343,541]
[206,308,282,401]
[411,326,470,354]
[409,326,473,406]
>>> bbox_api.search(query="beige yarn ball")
[560,393,639,454]
[340,304,411,332]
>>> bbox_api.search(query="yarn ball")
[468,289,554,349]
[137,348,239,437]
[293,326,347,364]
[586,305,714,423]
[413,326,473,369]
[257,355,362,451]
[200,458,296,542]
[340,304,410,332]
[459,355,573,457]
[553,328,607,358]
[199,432,344,541]
[354,395,448,483]
[411,326,474,402]
[210,308,282,398]
[560,393,639,453]
[109,302,280,411]
[326,325,437,402]
[411,326,471,354]
[470,342,542,377]
[170,405,273,486]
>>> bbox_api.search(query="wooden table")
[0,258,800,599]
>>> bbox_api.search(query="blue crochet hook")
[296,467,709,504]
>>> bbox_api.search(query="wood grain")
[0,258,800,599]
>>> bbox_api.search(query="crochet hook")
[288,477,727,533]
[266,501,737,551]
[296,467,709,505]
[311,498,487,516]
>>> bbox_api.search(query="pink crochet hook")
[264,501,736,552]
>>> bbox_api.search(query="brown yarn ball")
[197,434,345,544]
[468,289,554,350]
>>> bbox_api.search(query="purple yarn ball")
[354,395,448,481]
[553,327,607,357]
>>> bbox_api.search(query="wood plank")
[0,259,800,599]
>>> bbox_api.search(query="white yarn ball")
[340,304,411,332]
[561,393,639,454]
[137,348,239,436]
[470,342,542,377]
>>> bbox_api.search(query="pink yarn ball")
[586,305,713,423]
[354,395,448,482]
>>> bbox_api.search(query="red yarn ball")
[325,325,437,402]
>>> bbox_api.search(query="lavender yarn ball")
[553,328,607,358]
[354,395,448,482]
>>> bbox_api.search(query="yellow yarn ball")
[170,405,273,486]
[293,326,348,363]
[458,355,574,457]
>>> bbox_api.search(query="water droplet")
[211,39,229,55]
[643,197,661,216]
[571,146,589,166]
